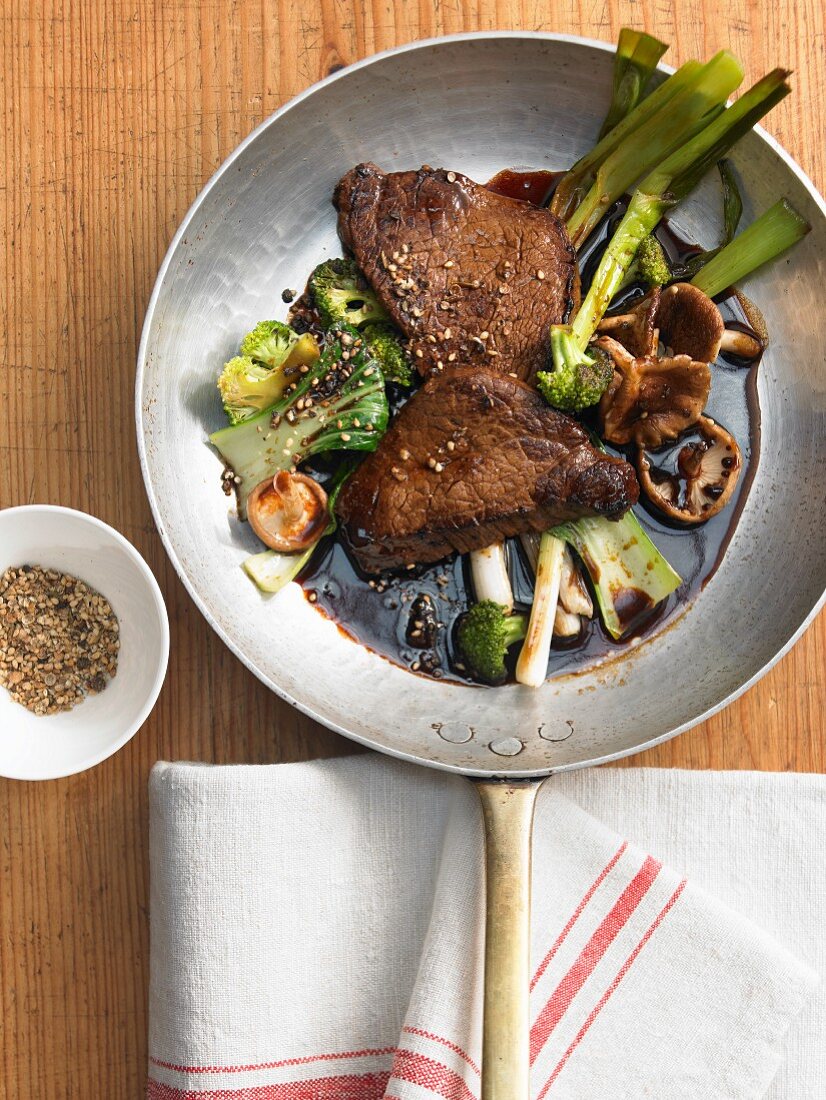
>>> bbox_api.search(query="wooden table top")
[1,2,824,1095]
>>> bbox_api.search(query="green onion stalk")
[597,29,669,140]
[564,51,746,247]
[569,68,791,350]
[691,197,810,298]
[550,59,705,222]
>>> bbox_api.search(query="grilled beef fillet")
[335,366,639,573]
[334,164,579,384]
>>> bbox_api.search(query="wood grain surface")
[0,2,823,1095]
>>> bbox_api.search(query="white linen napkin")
[147,756,822,1100]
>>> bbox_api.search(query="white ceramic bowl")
[0,505,169,780]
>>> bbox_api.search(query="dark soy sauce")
[298,172,763,685]
[485,169,564,206]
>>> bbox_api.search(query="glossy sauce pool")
[298,170,762,685]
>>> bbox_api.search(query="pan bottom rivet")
[433,721,474,743]
[489,737,523,756]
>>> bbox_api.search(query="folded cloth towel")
[148,757,822,1100]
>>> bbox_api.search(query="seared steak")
[334,164,579,384]
[336,366,639,573]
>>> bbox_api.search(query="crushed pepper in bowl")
[0,565,119,716]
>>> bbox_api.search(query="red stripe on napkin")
[538,879,687,1097]
[401,1027,481,1076]
[530,855,661,1062]
[146,1070,391,1100]
[388,1048,477,1100]
[531,843,628,991]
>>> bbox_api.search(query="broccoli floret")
[210,323,389,517]
[455,600,527,684]
[537,327,614,414]
[309,258,389,328]
[218,322,321,425]
[636,234,671,286]
[362,322,413,386]
[218,355,293,426]
[240,319,298,367]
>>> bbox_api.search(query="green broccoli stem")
[568,68,791,349]
[598,29,669,141]
[550,60,703,221]
[553,513,681,639]
[570,191,663,348]
[503,614,528,648]
[690,198,810,298]
[566,51,745,248]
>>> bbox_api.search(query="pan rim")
[135,31,826,778]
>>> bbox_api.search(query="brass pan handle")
[475,779,543,1100]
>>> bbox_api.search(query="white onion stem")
[515,534,565,687]
[469,542,514,613]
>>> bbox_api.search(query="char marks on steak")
[335,366,639,573]
[334,164,579,384]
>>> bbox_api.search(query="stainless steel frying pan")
[136,33,826,1099]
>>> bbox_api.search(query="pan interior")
[137,34,826,776]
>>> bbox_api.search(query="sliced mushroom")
[719,327,764,359]
[600,282,763,363]
[554,606,583,637]
[596,288,660,358]
[658,283,764,361]
[637,416,742,524]
[559,545,593,618]
[596,336,712,449]
[247,470,329,552]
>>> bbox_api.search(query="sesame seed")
[308,591,318,603]
[415,349,424,358]
[537,270,546,280]
[341,432,352,441]
[446,440,455,451]
[440,301,449,310]
[434,462,444,473]
[443,260,455,268]
[427,457,437,469]
[448,352,457,362]
[437,360,444,370]
[443,328,452,339]
[399,448,411,460]
[447,171,456,183]
[480,330,489,340]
